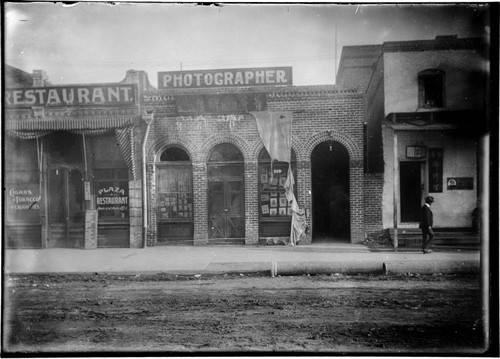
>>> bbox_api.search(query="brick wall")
[364,173,384,237]
[141,85,367,245]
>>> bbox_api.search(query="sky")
[4,2,490,87]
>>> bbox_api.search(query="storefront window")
[5,137,41,224]
[94,168,129,222]
[258,148,297,237]
[259,149,297,218]
[156,147,193,242]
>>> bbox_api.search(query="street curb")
[382,260,480,275]
[5,260,480,277]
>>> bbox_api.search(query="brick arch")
[147,136,197,163]
[249,135,307,162]
[200,133,251,163]
[304,129,361,161]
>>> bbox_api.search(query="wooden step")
[388,228,479,248]
[208,238,245,245]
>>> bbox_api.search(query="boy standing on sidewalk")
[419,196,435,254]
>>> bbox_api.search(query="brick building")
[142,67,366,246]
[338,35,488,244]
[5,65,368,248]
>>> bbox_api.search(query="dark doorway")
[48,167,85,247]
[400,161,423,222]
[207,143,245,243]
[46,132,85,248]
[311,141,350,242]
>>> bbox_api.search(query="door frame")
[398,159,426,225]
[47,165,85,247]
[207,163,245,240]
[310,141,350,242]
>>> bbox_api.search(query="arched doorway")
[156,146,194,244]
[207,143,245,243]
[311,141,350,242]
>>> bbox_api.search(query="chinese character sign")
[428,148,443,193]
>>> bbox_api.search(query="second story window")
[418,69,444,108]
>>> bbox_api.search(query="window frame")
[418,69,445,109]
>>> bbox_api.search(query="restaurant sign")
[158,66,293,89]
[5,84,137,108]
[96,185,129,219]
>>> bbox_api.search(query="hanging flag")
[250,110,292,163]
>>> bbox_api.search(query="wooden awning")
[6,117,135,131]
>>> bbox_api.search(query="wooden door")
[48,167,84,247]
[208,179,244,239]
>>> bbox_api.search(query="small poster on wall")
[261,205,269,215]
[270,198,278,207]
[279,197,287,207]
[270,208,277,216]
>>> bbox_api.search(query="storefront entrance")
[400,161,424,223]
[311,141,350,242]
[207,143,245,243]
[48,166,85,248]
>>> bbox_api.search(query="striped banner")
[115,126,137,180]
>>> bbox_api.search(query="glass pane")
[49,170,65,222]
[68,169,85,222]
[208,143,243,162]
[96,179,129,221]
[157,165,193,220]
[209,182,225,216]
[228,181,243,215]
[160,147,190,161]
[259,162,296,218]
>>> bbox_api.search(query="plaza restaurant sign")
[158,66,293,89]
[5,84,137,108]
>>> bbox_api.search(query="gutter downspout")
[141,112,154,248]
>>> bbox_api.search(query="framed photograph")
[287,207,293,216]
[279,177,287,187]
[279,208,286,216]
[271,177,278,186]
[270,208,277,216]
[261,193,270,202]
[270,198,278,207]
[271,191,278,197]
[261,205,269,215]
[279,198,287,207]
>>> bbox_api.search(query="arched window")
[418,69,445,108]
[160,147,190,161]
[156,146,193,243]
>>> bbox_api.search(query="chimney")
[32,70,49,87]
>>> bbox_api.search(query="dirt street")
[3,273,484,354]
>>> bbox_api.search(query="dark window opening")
[418,69,444,108]
[160,147,190,161]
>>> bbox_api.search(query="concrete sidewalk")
[3,243,481,276]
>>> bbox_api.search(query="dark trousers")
[421,228,434,250]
